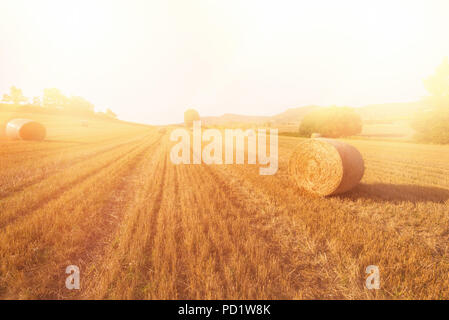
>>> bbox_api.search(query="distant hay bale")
[289,138,364,196]
[81,120,89,127]
[158,127,167,133]
[311,132,321,138]
[5,119,47,141]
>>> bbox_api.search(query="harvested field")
[1,113,449,299]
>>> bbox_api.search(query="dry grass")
[0,112,448,299]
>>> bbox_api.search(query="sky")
[1,0,449,124]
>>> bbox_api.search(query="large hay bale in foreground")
[5,119,47,141]
[289,138,364,196]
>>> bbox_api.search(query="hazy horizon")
[1,0,449,125]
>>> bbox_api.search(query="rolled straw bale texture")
[6,119,47,141]
[289,138,364,196]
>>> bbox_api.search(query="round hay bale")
[289,138,364,196]
[310,132,322,138]
[5,119,46,141]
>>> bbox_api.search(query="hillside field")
[0,112,448,299]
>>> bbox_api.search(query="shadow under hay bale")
[5,119,47,141]
[289,138,365,196]
[339,183,449,204]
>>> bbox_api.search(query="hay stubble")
[0,114,448,299]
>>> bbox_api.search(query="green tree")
[43,88,67,108]
[412,58,449,144]
[184,108,200,127]
[423,57,449,109]
[106,108,117,119]
[32,96,42,107]
[2,86,27,105]
[299,106,362,138]
[66,96,95,115]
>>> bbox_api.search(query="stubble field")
[0,113,448,299]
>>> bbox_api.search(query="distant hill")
[356,102,424,122]
[271,105,320,123]
[201,113,270,125]
[0,110,149,141]
[200,107,319,126]
[200,102,425,126]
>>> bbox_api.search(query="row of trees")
[412,58,449,144]
[299,106,362,138]
[1,86,117,119]
[298,58,449,143]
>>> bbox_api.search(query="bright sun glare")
[1,0,449,124]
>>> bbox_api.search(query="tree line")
[298,58,449,143]
[412,58,449,144]
[1,86,117,119]
[298,107,362,138]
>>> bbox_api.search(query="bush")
[414,58,449,144]
[184,109,200,127]
[298,107,362,138]
[412,108,449,144]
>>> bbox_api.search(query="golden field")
[0,113,448,299]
